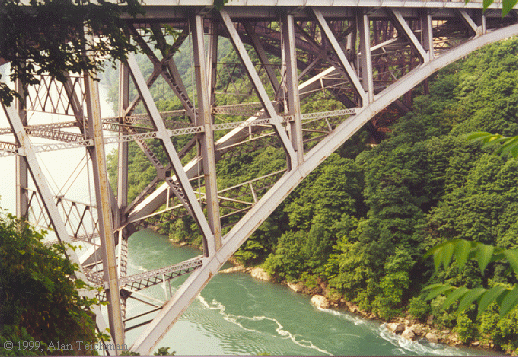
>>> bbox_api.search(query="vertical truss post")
[220,10,298,169]
[15,78,28,219]
[282,13,304,164]
[357,9,374,104]
[192,14,222,252]
[84,74,125,351]
[118,63,130,225]
[420,10,434,62]
[208,19,219,107]
[476,11,487,35]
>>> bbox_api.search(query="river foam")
[317,307,487,356]
[197,295,333,356]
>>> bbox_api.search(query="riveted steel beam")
[15,77,28,219]
[313,8,369,106]
[84,74,125,352]
[389,9,429,63]
[282,13,304,164]
[221,10,298,170]
[192,14,222,253]
[126,53,216,256]
[357,9,374,103]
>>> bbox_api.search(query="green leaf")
[442,241,455,271]
[457,287,486,314]
[502,0,518,16]
[424,284,455,301]
[482,0,494,9]
[454,239,473,270]
[442,286,469,310]
[474,243,494,274]
[502,249,518,275]
[466,131,494,141]
[499,285,518,318]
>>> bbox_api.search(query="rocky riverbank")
[219,263,505,355]
[166,237,506,355]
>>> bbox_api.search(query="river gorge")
[122,229,490,356]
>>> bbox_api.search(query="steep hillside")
[106,37,518,354]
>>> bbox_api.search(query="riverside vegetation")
[0,214,102,356]
[105,37,518,354]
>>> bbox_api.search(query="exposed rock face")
[410,324,423,335]
[287,282,304,293]
[250,267,270,281]
[311,295,331,309]
[426,315,434,326]
[425,332,439,343]
[219,266,246,274]
[387,323,406,334]
[402,327,417,341]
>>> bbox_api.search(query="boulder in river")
[425,332,439,343]
[387,323,406,334]
[402,327,417,341]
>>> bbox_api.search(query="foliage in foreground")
[0,213,100,355]
[424,239,517,317]
[0,0,143,106]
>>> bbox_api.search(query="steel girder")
[131,23,518,355]
[0,2,516,354]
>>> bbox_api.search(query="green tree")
[0,0,143,106]
[0,213,100,355]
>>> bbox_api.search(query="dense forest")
[105,37,518,353]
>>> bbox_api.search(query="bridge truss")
[0,1,517,354]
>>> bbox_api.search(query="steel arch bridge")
[0,1,517,354]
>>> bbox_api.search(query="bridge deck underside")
[0,2,516,355]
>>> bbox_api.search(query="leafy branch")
[423,240,517,318]
[466,0,518,16]
[466,132,518,159]
[0,0,143,106]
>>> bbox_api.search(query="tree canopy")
[0,0,142,105]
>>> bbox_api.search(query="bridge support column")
[420,10,434,62]
[84,75,125,352]
[192,14,222,252]
[476,12,487,34]
[15,77,28,219]
[118,63,130,224]
[282,13,304,164]
[357,9,374,104]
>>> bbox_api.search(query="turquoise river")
[121,229,491,356]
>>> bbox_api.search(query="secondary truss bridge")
[0,0,517,354]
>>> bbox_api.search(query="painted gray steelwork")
[0,1,516,354]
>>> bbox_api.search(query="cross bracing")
[0,1,516,354]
